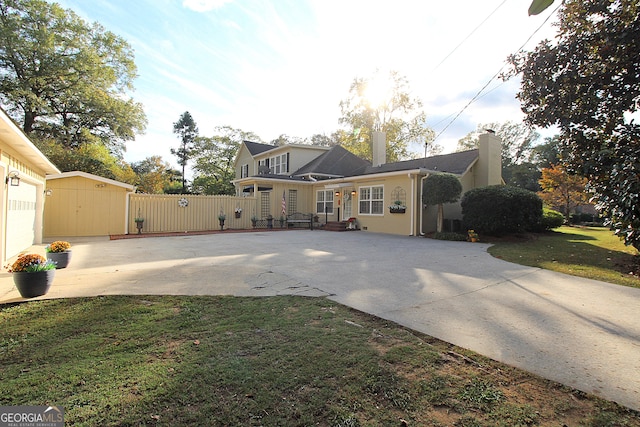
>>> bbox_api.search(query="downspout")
[419,173,429,236]
[125,191,132,235]
[409,173,414,236]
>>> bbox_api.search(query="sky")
[54,0,560,170]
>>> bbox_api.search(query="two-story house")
[232,131,502,236]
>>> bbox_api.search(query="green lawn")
[488,226,640,288]
[1,295,638,426]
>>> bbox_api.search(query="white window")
[241,164,249,178]
[316,190,334,214]
[359,185,384,215]
[270,154,288,174]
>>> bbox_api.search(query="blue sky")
[54,0,559,169]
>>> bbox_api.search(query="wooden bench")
[286,212,313,230]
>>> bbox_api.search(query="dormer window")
[259,153,289,175]
[271,153,289,174]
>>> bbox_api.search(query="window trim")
[358,185,384,216]
[316,189,334,214]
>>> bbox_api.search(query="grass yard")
[488,226,640,288]
[1,295,638,426]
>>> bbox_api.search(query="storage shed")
[44,171,135,237]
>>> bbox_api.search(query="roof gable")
[293,145,370,178]
[47,171,135,191]
[244,140,276,156]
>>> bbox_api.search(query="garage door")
[6,181,37,258]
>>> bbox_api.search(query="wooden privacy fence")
[129,194,258,234]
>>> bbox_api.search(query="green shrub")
[432,232,468,241]
[540,208,564,230]
[461,185,543,235]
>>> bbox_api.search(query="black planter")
[135,220,144,234]
[13,270,56,298]
[219,219,225,230]
[46,250,72,269]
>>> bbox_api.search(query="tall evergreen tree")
[172,111,198,193]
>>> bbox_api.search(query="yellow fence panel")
[129,194,257,234]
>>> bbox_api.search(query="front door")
[342,189,353,220]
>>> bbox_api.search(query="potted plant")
[389,200,406,213]
[251,215,258,228]
[45,240,72,268]
[234,207,242,219]
[218,212,226,230]
[5,254,56,298]
[266,215,273,229]
[279,215,286,228]
[467,230,479,242]
[134,209,144,234]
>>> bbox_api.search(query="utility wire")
[433,2,561,142]
[433,0,509,72]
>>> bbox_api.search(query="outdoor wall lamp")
[6,170,20,186]
[335,191,340,197]
[45,189,53,196]
[351,190,357,196]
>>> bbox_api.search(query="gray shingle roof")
[293,145,370,177]
[244,140,276,155]
[359,149,479,176]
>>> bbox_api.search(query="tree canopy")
[538,164,589,217]
[131,156,181,194]
[338,70,436,162]
[0,0,146,154]
[457,121,539,167]
[509,0,640,249]
[191,126,261,195]
[422,173,462,233]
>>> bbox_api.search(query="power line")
[433,0,509,72]
[433,2,561,142]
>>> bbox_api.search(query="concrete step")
[323,221,348,232]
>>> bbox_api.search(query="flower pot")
[235,212,241,219]
[46,250,72,269]
[13,270,56,298]
[135,220,144,234]
[219,219,225,230]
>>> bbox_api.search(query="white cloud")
[182,0,233,13]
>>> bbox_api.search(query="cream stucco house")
[0,108,60,262]
[232,132,503,235]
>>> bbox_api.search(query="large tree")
[131,156,180,194]
[538,164,589,218]
[0,0,146,153]
[172,111,198,193]
[191,126,261,195]
[338,70,436,162]
[509,0,640,250]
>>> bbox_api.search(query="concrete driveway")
[1,230,639,411]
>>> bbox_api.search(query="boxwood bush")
[540,208,564,230]
[461,185,543,235]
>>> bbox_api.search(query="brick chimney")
[372,131,386,166]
